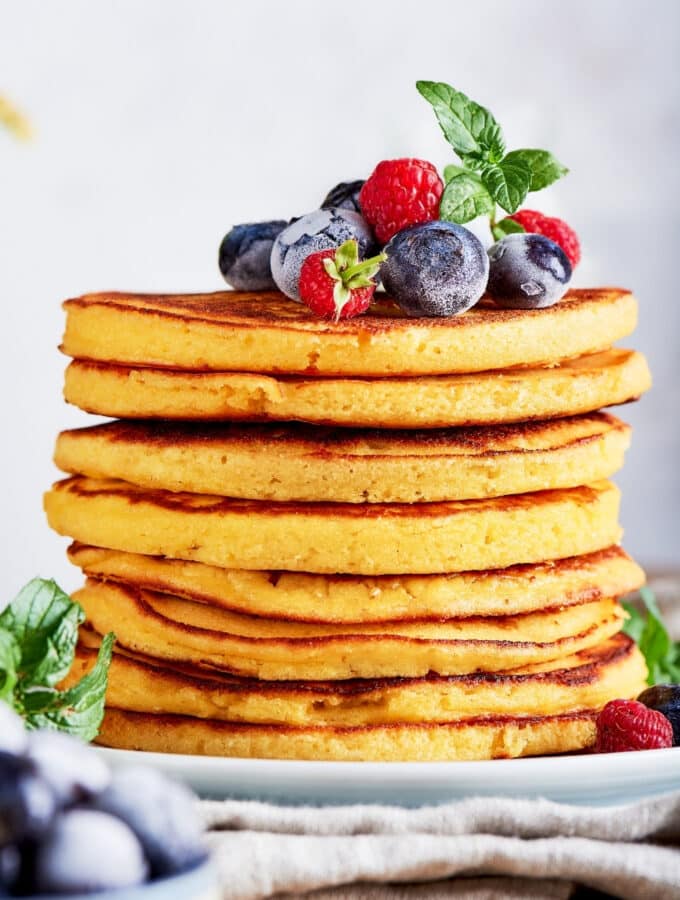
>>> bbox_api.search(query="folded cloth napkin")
[200,792,680,900]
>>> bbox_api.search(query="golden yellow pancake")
[63,349,651,428]
[68,543,644,624]
[54,413,631,503]
[96,707,600,761]
[45,478,622,575]
[72,632,646,726]
[74,578,625,680]
[61,288,637,376]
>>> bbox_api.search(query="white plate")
[96,747,680,807]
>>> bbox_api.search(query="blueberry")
[270,208,375,300]
[0,705,26,757]
[219,220,287,291]
[638,684,680,745]
[27,730,110,806]
[94,767,205,877]
[0,754,57,844]
[321,180,365,214]
[0,844,20,893]
[34,809,148,894]
[487,233,572,309]
[380,221,489,317]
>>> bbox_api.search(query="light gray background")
[1,0,678,598]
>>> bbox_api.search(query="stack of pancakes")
[45,287,652,761]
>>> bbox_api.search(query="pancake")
[71,632,646,726]
[63,348,651,428]
[54,413,631,504]
[96,707,600,760]
[61,288,637,377]
[45,477,622,576]
[73,578,625,680]
[68,544,644,624]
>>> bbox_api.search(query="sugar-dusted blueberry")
[0,705,26,757]
[380,221,489,317]
[321,180,365,214]
[34,809,148,894]
[270,208,375,300]
[0,754,57,844]
[638,684,680,746]
[487,233,572,309]
[27,730,110,806]
[219,220,287,291]
[94,766,205,877]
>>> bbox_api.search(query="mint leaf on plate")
[623,587,680,685]
[503,149,569,192]
[0,578,114,740]
[443,163,469,183]
[482,158,532,214]
[416,81,505,167]
[440,172,494,225]
[491,217,526,241]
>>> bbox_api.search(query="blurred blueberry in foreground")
[271,207,375,300]
[0,754,56,846]
[487,233,572,309]
[94,766,206,877]
[381,221,489,317]
[321,179,365,214]
[219,220,287,290]
[27,730,110,806]
[34,809,148,894]
[0,707,26,757]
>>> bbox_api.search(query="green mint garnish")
[416,80,569,235]
[322,239,386,321]
[0,578,114,740]
[623,587,680,686]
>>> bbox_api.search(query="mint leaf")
[443,163,469,183]
[503,149,569,192]
[440,173,494,224]
[416,81,505,166]
[482,158,532,214]
[623,588,680,685]
[0,630,20,702]
[491,217,526,241]
[28,633,115,741]
[0,578,84,689]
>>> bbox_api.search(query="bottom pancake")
[96,707,600,761]
[72,632,646,727]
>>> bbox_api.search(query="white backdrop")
[1,0,678,598]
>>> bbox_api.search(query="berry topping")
[219,220,288,291]
[507,209,581,267]
[380,221,489,318]
[595,699,673,753]
[487,233,572,309]
[270,208,375,300]
[637,684,680,746]
[359,159,443,244]
[298,240,385,321]
[321,180,365,214]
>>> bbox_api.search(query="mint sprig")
[0,578,114,740]
[623,588,680,686]
[416,80,568,233]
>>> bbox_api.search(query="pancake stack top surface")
[46,285,651,762]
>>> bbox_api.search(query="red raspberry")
[595,699,673,753]
[298,239,384,321]
[509,209,581,267]
[359,159,443,244]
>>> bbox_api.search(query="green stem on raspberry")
[343,251,387,282]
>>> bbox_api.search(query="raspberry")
[359,159,443,244]
[509,209,581,267]
[298,240,384,321]
[595,699,673,753]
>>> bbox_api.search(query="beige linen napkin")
[200,792,680,900]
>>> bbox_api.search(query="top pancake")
[61,288,637,377]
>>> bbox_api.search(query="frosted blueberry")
[487,233,572,309]
[270,208,375,300]
[219,220,287,291]
[33,809,148,894]
[27,730,110,806]
[380,221,489,317]
[321,180,365,214]
[0,704,26,756]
